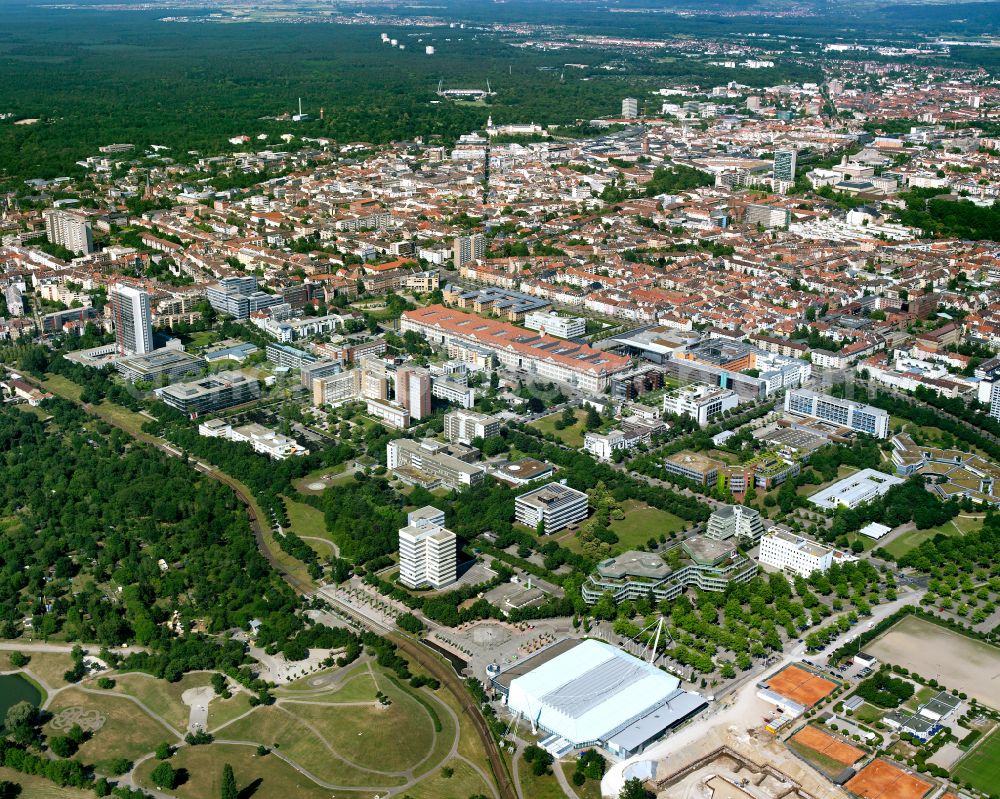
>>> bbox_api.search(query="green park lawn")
[111,671,214,732]
[952,728,1000,794]
[609,499,687,549]
[884,516,982,560]
[405,759,492,799]
[528,409,588,448]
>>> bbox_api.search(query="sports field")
[790,725,864,766]
[952,728,1000,795]
[845,759,933,799]
[766,664,836,707]
[866,615,1000,709]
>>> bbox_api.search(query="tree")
[7,653,27,669]
[620,777,651,799]
[4,701,37,745]
[48,735,77,757]
[585,405,602,430]
[221,763,238,799]
[155,742,173,760]
[150,762,176,790]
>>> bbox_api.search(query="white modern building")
[663,385,740,426]
[622,97,639,118]
[524,311,586,339]
[367,397,411,429]
[444,409,501,445]
[758,530,834,577]
[808,468,905,510]
[784,389,890,438]
[198,419,306,460]
[398,506,457,589]
[514,482,588,534]
[110,284,154,356]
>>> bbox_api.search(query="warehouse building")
[492,639,706,757]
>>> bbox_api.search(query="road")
[19,371,515,799]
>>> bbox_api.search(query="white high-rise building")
[111,284,154,355]
[622,97,639,118]
[398,506,457,589]
[43,209,94,255]
[773,149,798,183]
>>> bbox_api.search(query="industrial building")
[493,639,705,757]
[514,483,589,535]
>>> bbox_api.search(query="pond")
[0,673,42,724]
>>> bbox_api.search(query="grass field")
[22,651,76,689]
[283,497,338,560]
[849,701,885,725]
[44,688,176,770]
[207,690,253,732]
[560,762,602,799]
[135,742,369,799]
[279,670,377,700]
[884,516,983,560]
[41,374,83,402]
[952,727,1000,794]
[528,409,588,448]
[518,761,566,799]
[405,759,492,799]
[0,766,93,798]
[609,499,687,549]
[112,671,214,732]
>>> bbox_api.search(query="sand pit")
[307,482,326,491]
[766,664,836,707]
[866,615,1000,709]
[846,759,933,799]
[791,725,864,766]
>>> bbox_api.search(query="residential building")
[443,409,501,444]
[758,530,835,577]
[784,389,890,438]
[453,233,485,269]
[514,482,589,535]
[662,385,740,426]
[387,438,486,490]
[705,504,765,545]
[396,365,432,420]
[157,370,259,416]
[524,311,586,339]
[43,209,93,255]
[745,204,790,229]
[773,149,797,183]
[110,284,154,355]
[398,506,456,589]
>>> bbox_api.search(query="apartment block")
[43,209,94,255]
[453,233,485,269]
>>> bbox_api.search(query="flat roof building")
[116,348,205,384]
[497,639,706,757]
[157,370,259,416]
[785,389,890,438]
[808,468,904,510]
[387,438,486,490]
[759,530,836,577]
[514,483,589,535]
[399,505,456,590]
[444,409,501,445]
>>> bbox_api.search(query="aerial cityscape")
[1,0,1000,798]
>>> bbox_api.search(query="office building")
[398,506,457,589]
[116,349,205,384]
[453,233,485,269]
[43,209,94,255]
[157,370,259,416]
[444,409,501,445]
[514,483,588,535]
[808,468,904,510]
[662,385,739,426]
[206,276,284,319]
[705,504,765,545]
[265,342,317,371]
[581,536,757,605]
[431,375,475,408]
[523,311,586,339]
[622,97,639,118]
[784,389,890,438]
[366,398,411,429]
[387,438,486,490]
[758,530,836,577]
[313,368,362,407]
[988,380,1000,422]
[198,419,306,460]
[110,284,154,355]
[396,365,432,420]
[773,149,797,183]
[663,450,726,487]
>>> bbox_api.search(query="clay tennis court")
[846,759,933,799]
[766,664,836,707]
[791,725,864,766]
